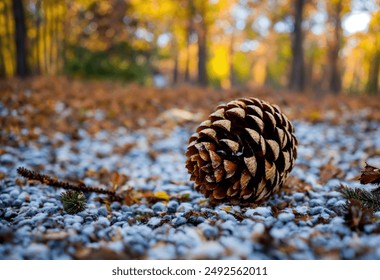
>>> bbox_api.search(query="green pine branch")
[371,185,380,197]
[340,184,380,212]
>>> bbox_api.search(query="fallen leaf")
[359,163,380,185]
[153,191,170,202]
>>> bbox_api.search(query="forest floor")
[1,77,380,259]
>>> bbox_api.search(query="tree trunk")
[197,25,208,86]
[184,26,191,82]
[0,34,5,77]
[172,38,179,85]
[328,0,343,94]
[35,0,42,74]
[229,31,235,88]
[55,0,63,74]
[184,38,191,82]
[196,1,208,87]
[173,53,179,85]
[0,4,5,77]
[366,50,380,95]
[62,0,70,73]
[43,0,48,74]
[4,0,16,75]
[184,0,194,83]
[49,0,55,74]
[12,0,30,78]
[288,0,305,92]
[329,47,342,94]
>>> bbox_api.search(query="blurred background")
[0,0,379,94]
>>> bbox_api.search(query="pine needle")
[340,184,380,212]
[61,191,87,214]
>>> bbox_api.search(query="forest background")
[0,0,379,95]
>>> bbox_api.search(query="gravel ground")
[1,110,380,259]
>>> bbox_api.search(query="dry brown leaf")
[319,160,345,184]
[359,163,380,185]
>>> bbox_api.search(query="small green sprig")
[61,191,87,214]
[339,163,380,212]
[340,185,380,212]
[343,198,374,231]
[338,163,380,231]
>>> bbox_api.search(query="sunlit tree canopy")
[0,0,378,94]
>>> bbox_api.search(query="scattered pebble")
[246,207,272,218]
[148,217,162,228]
[270,227,289,239]
[152,202,166,213]
[310,206,324,215]
[167,200,179,214]
[97,207,109,217]
[278,212,295,222]
[176,202,193,213]
[173,216,187,227]
[295,206,308,215]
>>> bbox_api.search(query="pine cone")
[185,97,297,205]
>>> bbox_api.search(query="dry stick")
[17,167,123,202]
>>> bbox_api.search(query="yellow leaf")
[220,206,232,212]
[308,111,322,122]
[154,191,170,201]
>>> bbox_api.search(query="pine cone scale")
[244,156,257,176]
[247,114,264,133]
[220,139,240,154]
[213,119,231,131]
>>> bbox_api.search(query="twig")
[17,167,123,202]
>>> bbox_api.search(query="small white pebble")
[108,241,124,252]
[177,202,193,213]
[245,207,272,218]
[189,241,225,259]
[295,206,308,215]
[270,227,289,239]
[278,212,295,222]
[252,223,265,235]
[97,216,110,227]
[292,193,305,201]
[147,217,162,227]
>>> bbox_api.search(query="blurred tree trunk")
[12,0,30,77]
[0,34,5,77]
[327,0,344,94]
[35,0,42,74]
[184,37,191,82]
[288,0,305,92]
[172,39,179,84]
[197,27,208,86]
[0,4,6,78]
[366,50,380,95]
[195,1,208,87]
[184,0,194,83]
[49,0,54,74]
[4,0,15,75]
[62,1,71,74]
[173,54,179,85]
[54,0,60,74]
[229,31,235,88]
[42,0,48,74]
